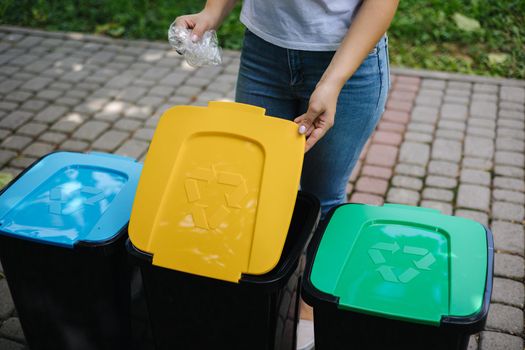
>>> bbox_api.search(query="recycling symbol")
[184,165,248,230]
[368,241,436,284]
[48,186,106,215]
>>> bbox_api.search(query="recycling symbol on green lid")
[368,241,436,284]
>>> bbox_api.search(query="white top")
[240,0,363,51]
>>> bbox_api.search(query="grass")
[1,0,524,79]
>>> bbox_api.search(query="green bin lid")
[310,203,488,326]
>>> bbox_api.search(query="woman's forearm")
[321,0,399,90]
[203,0,238,27]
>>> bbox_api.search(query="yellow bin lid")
[129,101,305,282]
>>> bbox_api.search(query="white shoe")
[297,319,315,350]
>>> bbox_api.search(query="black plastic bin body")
[0,234,131,350]
[127,192,320,350]
[302,203,495,350]
[0,151,143,350]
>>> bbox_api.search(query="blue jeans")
[236,29,390,217]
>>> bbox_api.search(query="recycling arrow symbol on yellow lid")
[184,165,249,230]
[368,241,436,284]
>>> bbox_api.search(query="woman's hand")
[174,11,220,42]
[294,81,342,152]
[174,1,238,41]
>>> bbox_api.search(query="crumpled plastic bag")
[168,22,222,67]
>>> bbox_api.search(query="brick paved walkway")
[0,26,524,349]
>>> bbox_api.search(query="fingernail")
[298,125,307,134]
[191,34,199,42]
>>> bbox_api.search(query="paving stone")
[0,129,11,140]
[469,115,497,129]
[4,91,32,103]
[485,303,523,335]
[492,189,525,204]
[386,188,420,205]
[115,139,149,159]
[456,184,490,212]
[34,105,68,123]
[438,119,466,132]
[117,86,148,102]
[55,96,81,107]
[148,85,175,98]
[137,95,164,107]
[415,94,441,107]
[464,136,494,159]
[421,79,446,89]
[60,140,89,152]
[360,165,392,180]
[372,131,403,146]
[123,105,153,120]
[365,144,398,167]
[494,166,524,179]
[160,73,187,86]
[499,109,525,121]
[91,130,130,152]
[410,106,439,124]
[22,142,55,158]
[399,142,430,166]
[394,163,425,178]
[498,128,525,141]
[443,95,469,105]
[497,118,523,130]
[441,103,468,121]
[0,279,14,319]
[0,101,18,112]
[491,221,524,256]
[35,89,62,101]
[428,160,459,177]
[500,86,525,103]
[391,175,423,191]
[491,277,525,308]
[403,131,432,143]
[9,156,37,169]
[0,79,23,94]
[494,253,524,279]
[0,150,17,168]
[0,317,25,343]
[472,93,497,102]
[407,122,435,134]
[0,111,33,130]
[20,76,52,91]
[467,335,479,350]
[420,200,453,215]
[38,131,68,144]
[133,128,155,142]
[355,177,389,196]
[467,126,495,139]
[470,101,497,119]
[462,157,493,171]
[454,209,489,226]
[349,192,384,205]
[435,129,464,141]
[19,99,47,112]
[492,202,524,222]
[425,175,457,189]
[480,331,523,350]
[422,188,454,202]
[114,119,142,132]
[377,121,406,133]
[431,139,462,162]
[0,338,24,350]
[495,151,524,167]
[1,135,33,151]
[493,177,525,192]
[73,121,110,141]
[460,169,491,186]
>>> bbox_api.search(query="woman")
[176,0,398,347]
[176,0,398,219]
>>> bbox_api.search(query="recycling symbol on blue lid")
[368,241,436,284]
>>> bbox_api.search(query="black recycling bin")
[127,192,320,350]
[302,203,494,350]
[0,152,142,350]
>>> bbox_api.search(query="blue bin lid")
[0,152,142,248]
